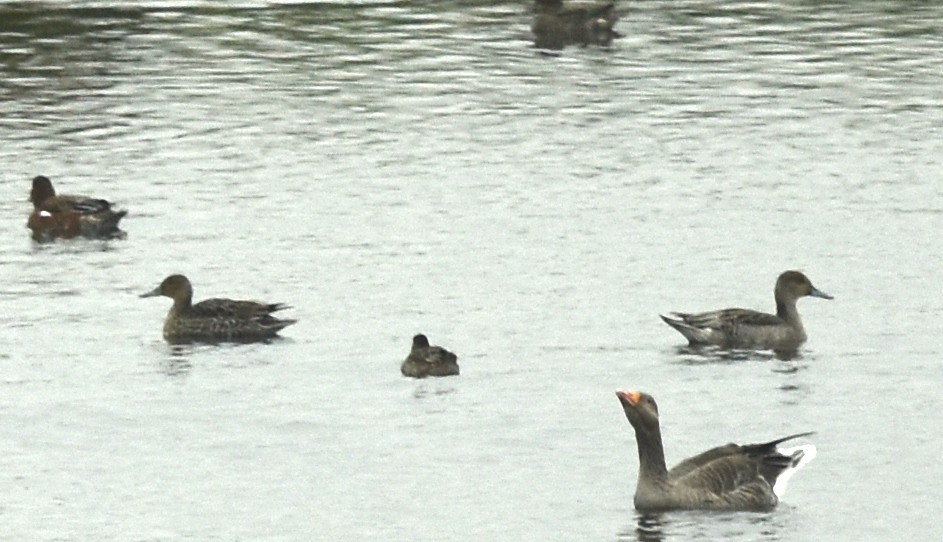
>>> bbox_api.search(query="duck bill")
[139,287,161,298]
[615,389,641,407]
[809,287,833,300]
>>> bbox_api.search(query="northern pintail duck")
[660,270,832,352]
[616,389,816,512]
[27,175,127,242]
[401,334,459,378]
[532,0,621,50]
[140,274,296,343]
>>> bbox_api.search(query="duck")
[401,334,459,378]
[27,175,127,242]
[660,270,832,352]
[532,0,621,50]
[615,389,816,512]
[140,274,296,343]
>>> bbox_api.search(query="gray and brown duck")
[27,175,127,242]
[140,274,296,343]
[616,389,816,512]
[401,334,459,378]
[660,270,832,352]
[531,0,621,50]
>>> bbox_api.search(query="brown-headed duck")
[140,274,296,343]
[27,175,127,242]
[660,270,832,352]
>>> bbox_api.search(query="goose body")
[661,270,832,352]
[616,390,815,512]
[140,274,295,343]
[401,334,459,378]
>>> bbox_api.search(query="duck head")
[140,274,194,303]
[30,175,56,207]
[412,333,430,350]
[776,270,833,301]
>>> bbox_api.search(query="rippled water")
[1,1,941,540]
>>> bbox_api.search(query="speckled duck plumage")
[140,274,295,343]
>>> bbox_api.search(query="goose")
[616,389,815,512]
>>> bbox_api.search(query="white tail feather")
[772,444,817,498]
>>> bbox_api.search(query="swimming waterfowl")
[401,334,459,378]
[140,274,296,343]
[616,389,816,512]
[660,270,832,352]
[27,175,127,242]
[531,0,621,50]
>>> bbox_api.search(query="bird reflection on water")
[634,512,665,542]
[621,511,786,541]
[671,345,804,363]
[616,513,665,542]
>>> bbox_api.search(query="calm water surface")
[1,1,941,540]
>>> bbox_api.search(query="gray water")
[1,1,941,540]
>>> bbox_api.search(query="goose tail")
[772,443,817,498]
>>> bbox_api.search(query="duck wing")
[428,346,456,365]
[68,196,113,215]
[191,298,291,319]
[557,2,616,18]
[671,308,782,330]
[661,308,785,345]
[39,194,114,215]
[408,345,456,366]
[555,2,618,33]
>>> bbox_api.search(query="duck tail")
[659,313,711,345]
[267,318,297,333]
[100,210,128,237]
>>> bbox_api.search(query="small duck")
[660,270,832,352]
[532,0,621,50]
[27,175,127,242]
[140,274,296,343]
[401,334,459,378]
[616,389,816,512]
